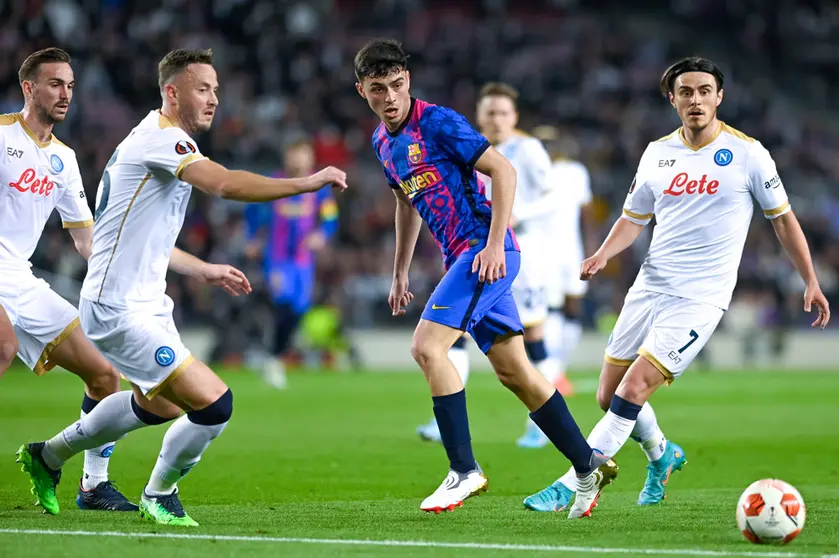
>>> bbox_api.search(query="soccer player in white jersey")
[524,56,830,514]
[3,48,164,513]
[534,125,595,391]
[18,48,348,527]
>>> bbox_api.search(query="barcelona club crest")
[407,143,423,164]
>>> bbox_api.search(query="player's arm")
[748,145,830,328]
[181,159,347,202]
[390,188,421,316]
[474,146,516,247]
[67,226,93,260]
[169,247,252,297]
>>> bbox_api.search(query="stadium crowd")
[2,0,837,348]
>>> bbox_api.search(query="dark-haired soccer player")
[354,39,617,517]
[525,56,830,513]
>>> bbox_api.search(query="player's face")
[173,63,219,134]
[356,70,411,129]
[285,144,315,177]
[476,95,518,144]
[24,62,74,124]
[669,72,723,131]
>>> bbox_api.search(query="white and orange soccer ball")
[736,479,806,545]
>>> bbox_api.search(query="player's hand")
[200,264,253,297]
[472,242,506,284]
[389,275,413,316]
[804,281,830,329]
[580,252,608,281]
[307,166,348,193]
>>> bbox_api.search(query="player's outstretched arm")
[389,189,421,316]
[67,226,93,260]
[181,159,347,202]
[771,211,830,328]
[169,247,252,297]
[580,217,646,280]
[472,147,516,284]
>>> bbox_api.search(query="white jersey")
[551,158,592,263]
[81,111,207,307]
[483,132,555,240]
[0,113,91,272]
[622,122,790,310]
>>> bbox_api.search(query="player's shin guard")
[80,394,114,490]
[630,402,667,462]
[42,391,164,471]
[432,390,477,474]
[447,337,470,387]
[146,389,233,496]
[529,391,592,474]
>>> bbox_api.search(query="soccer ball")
[736,479,805,545]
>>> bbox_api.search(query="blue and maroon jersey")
[372,98,518,268]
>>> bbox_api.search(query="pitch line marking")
[0,528,831,557]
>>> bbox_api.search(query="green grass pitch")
[0,365,838,557]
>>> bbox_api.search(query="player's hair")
[158,48,214,89]
[478,82,519,108]
[354,39,409,81]
[659,56,724,97]
[285,137,313,152]
[18,47,71,83]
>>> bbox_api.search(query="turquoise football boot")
[638,441,687,505]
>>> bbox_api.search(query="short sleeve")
[57,156,93,228]
[747,143,790,220]
[622,175,654,226]
[144,129,207,179]
[425,106,490,168]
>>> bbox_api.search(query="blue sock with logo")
[529,390,594,474]
[432,390,477,474]
[80,394,115,490]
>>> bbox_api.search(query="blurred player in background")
[356,39,616,518]
[18,48,347,526]
[4,47,140,512]
[525,56,830,514]
[533,125,595,388]
[246,138,338,388]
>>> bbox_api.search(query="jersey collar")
[678,121,723,151]
[15,113,53,148]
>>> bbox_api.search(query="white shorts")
[79,296,193,399]
[512,234,548,327]
[546,255,587,308]
[605,289,724,383]
[0,269,79,375]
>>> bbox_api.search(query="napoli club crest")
[407,143,423,164]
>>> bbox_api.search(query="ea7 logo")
[658,159,676,167]
[6,147,24,158]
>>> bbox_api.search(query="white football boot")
[568,452,619,519]
[420,468,488,513]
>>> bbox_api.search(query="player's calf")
[0,306,18,376]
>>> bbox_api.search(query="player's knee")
[0,338,18,371]
[187,388,233,426]
[410,338,445,370]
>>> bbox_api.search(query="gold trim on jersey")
[158,110,177,129]
[146,355,196,399]
[0,114,16,126]
[623,209,653,221]
[175,154,206,179]
[638,348,674,385]
[97,173,152,301]
[33,317,80,376]
[604,354,635,367]
[13,113,53,148]
[763,201,791,217]
[721,122,755,143]
[62,219,93,229]
[655,129,679,142]
[678,122,722,151]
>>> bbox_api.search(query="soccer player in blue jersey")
[246,138,338,388]
[354,39,617,517]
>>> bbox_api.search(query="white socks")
[631,402,667,462]
[557,410,637,489]
[544,312,564,365]
[80,405,114,490]
[42,391,146,471]
[447,345,470,387]
[146,415,229,496]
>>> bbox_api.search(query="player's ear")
[20,80,32,100]
[668,92,676,109]
[355,82,366,99]
[716,88,724,107]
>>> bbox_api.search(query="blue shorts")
[421,250,523,354]
[266,263,314,314]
